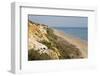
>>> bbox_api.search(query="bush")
[47,28,57,40]
[40,40,52,49]
[28,49,41,60]
[28,49,51,60]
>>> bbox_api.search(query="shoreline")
[53,29,88,58]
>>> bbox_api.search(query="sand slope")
[53,29,88,58]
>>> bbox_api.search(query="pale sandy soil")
[53,29,88,58]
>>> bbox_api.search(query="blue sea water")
[53,27,88,41]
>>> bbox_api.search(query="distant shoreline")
[53,29,88,58]
[52,27,88,41]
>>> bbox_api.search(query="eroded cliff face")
[28,21,60,60]
[28,20,83,60]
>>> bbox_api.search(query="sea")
[53,27,88,41]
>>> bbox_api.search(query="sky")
[28,15,88,28]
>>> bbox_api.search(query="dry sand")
[53,29,88,58]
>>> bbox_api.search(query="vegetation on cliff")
[28,20,83,60]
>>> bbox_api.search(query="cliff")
[28,20,84,60]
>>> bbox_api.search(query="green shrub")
[28,49,41,60]
[40,40,52,49]
[28,49,51,60]
[40,53,51,60]
[47,28,57,40]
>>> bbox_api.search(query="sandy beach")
[53,29,88,58]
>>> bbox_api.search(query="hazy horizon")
[28,15,88,28]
